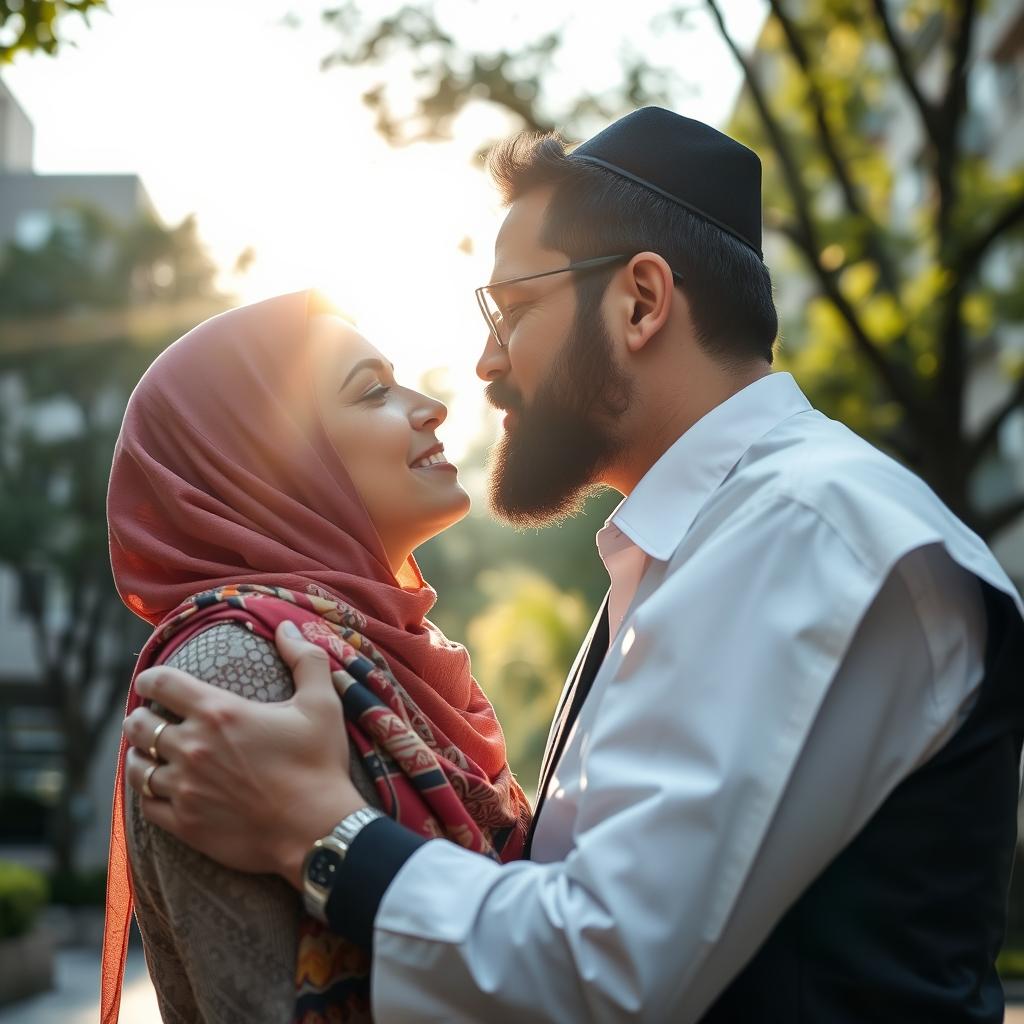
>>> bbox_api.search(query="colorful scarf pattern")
[110,583,531,1023]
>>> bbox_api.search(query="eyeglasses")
[476,254,681,349]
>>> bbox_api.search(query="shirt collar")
[606,372,812,561]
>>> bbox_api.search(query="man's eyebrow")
[340,357,394,390]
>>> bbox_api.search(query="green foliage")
[465,568,590,792]
[47,866,105,906]
[0,206,218,316]
[0,0,105,62]
[729,3,1024,468]
[0,861,48,940]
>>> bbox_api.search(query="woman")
[101,291,531,1023]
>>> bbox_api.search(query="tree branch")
[960,192,1024,280]
[767,0,901,297]
[708,0,928,427]
[932,0,978,471]
[935,0,978,243]
[942,0,978,145]
[869,0,942,151]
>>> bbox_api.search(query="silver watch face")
[306,846,342,891]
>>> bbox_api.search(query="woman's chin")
[421,487,472,542]
[445,486,473,526]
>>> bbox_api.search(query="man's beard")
[486,292,632,529]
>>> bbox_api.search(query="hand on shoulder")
[123,621,368,887]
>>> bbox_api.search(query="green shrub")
[0,861,48,939]
[48,868,106,907]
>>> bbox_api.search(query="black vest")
[700,581,1024,1023]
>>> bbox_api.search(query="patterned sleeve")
[125,621,380,1023]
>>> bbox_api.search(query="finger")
[135,664,247,719]
[274,621,336,708]
[125,747,172,801]
[123,707,183,761]
[138,794,181,835]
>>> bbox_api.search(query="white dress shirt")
[370,372,1023,1022]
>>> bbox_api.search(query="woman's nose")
[411,394,448,432]
[476,331,509,382]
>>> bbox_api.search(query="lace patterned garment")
[125,622,380,1024]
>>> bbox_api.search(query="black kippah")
[569,107,763,258]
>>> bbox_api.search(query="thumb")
[274,620,335,709]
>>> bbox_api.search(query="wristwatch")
[301,806,385,922]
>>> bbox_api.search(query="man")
[123,108,1024,1022]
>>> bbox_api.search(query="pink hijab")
[107,289,506,769]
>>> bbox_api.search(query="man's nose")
[476,332,509,382]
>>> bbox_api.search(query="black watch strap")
[324,816,429,951]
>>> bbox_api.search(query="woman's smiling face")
[308,314,470,574]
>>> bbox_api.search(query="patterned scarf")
[109,583,531,1023]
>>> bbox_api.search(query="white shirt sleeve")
[370,496,987,1023]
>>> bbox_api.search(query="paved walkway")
[0,945,160,1024]
[4,945,1024,1022]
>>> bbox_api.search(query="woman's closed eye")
[359,384,392,404]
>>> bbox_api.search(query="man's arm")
[360,523,985,1023]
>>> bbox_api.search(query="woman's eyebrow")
[339,357,395,391]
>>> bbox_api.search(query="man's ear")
[615,252,675,353]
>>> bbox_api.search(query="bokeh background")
[0,0,1022,1017]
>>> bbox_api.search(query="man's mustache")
[485,380,523,414]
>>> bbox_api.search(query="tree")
[0,206,218,316]
[0,205,225,873]
[321,0,1024,542]
[0,0,105,62]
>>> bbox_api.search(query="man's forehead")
[491,188,555,282]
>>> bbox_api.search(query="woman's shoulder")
[164,621,294,703]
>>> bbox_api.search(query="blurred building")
[0,78,157,248]
[0,75,158,870]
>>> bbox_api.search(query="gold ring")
[142,762,159,800]
[148,720,169,762]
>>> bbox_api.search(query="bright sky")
[3,0,765,459]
